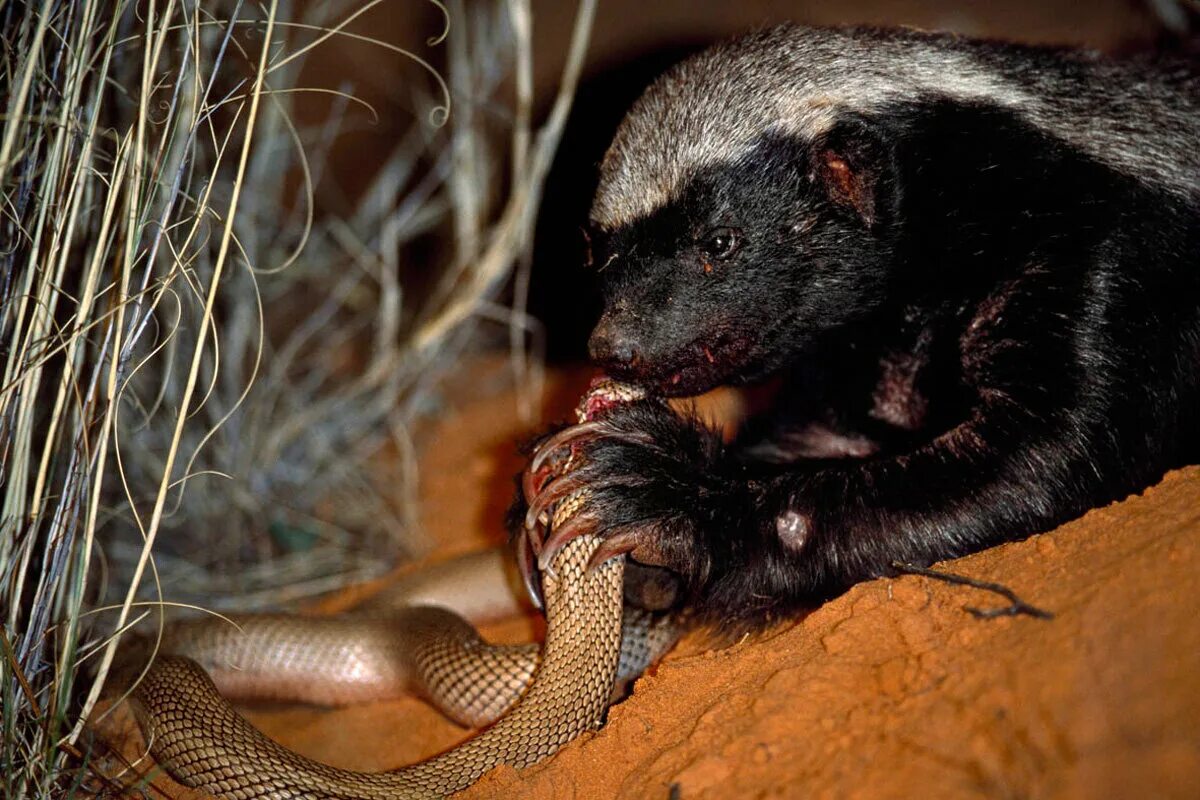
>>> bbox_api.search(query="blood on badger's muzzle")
[588,302,764,397]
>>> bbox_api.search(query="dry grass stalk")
[0,0,595,793]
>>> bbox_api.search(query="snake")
[128,380,681,799]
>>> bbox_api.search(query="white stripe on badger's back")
[591,25,1200,229]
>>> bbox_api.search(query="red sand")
[98,363,1200,798]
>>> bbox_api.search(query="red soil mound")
[98,363,1200,799]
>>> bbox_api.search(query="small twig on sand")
[890,562,1055,620]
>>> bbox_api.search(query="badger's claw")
[516,472,589,609]
[522,462,551,510]
[535,511,601,574]
[585,529,647,572]
[523,475,589,532]
[515,527,544,610]
[528,422,654,479]
[515,409,679,609]
[529,420,610,474]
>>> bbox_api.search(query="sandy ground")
[96,362,1200,799]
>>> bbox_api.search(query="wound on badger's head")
[587,121,898,397]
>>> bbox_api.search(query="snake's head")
[575,377,648,423]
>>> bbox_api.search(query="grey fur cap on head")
[590,24,1200,230]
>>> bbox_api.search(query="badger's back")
[592,25,1200,229]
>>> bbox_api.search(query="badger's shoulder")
[592,25,1200,230]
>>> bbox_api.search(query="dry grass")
[0,0,594,794]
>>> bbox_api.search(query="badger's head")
[585,26,929,396]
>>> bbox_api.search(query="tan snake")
[128,381,680,799]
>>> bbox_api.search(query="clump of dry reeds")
[0,0,594,794]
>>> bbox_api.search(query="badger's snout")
[588,304,762,396]
[588,311,644,371]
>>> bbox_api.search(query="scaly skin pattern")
[130,380,677,799]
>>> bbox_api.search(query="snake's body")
[130,382,679,799]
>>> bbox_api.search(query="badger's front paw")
[514,402,731,607]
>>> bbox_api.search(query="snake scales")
[129,380,680,799]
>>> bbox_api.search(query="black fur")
[519,29,1200,631]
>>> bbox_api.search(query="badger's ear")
[811,116,895,229]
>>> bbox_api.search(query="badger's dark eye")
[700,226,742,260]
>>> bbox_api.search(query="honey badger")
[517,25,1200,628]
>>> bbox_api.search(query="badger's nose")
[588,319,641,369]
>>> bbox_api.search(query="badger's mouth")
[605,329,764,398]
